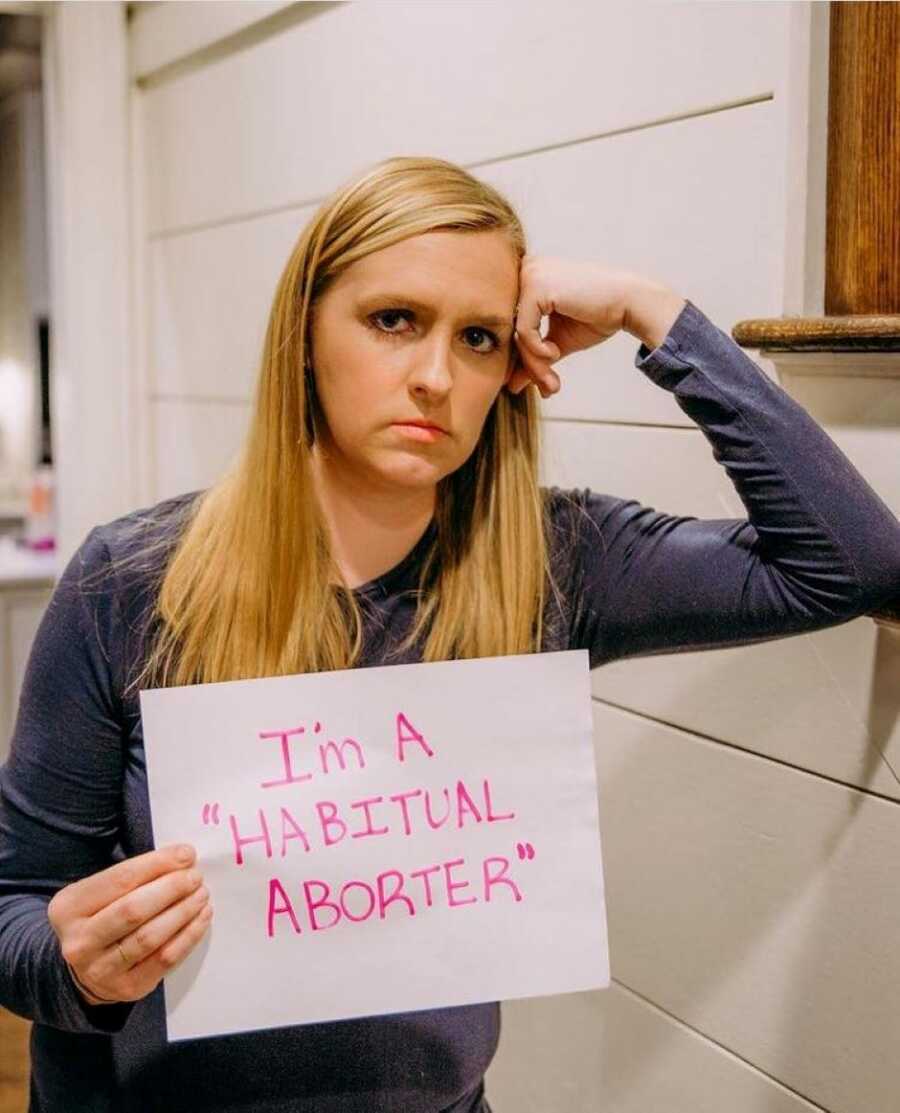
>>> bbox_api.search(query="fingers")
[69,895,214,1005]
[47,843,213,1006]
[517,296,561,366]
[508,337,560,398]
[509,260,558,396]
[506,365,532,395]
[90,864,205,951]
[49,843,196,921]
[90,877,212,988]
[126,900,214,992]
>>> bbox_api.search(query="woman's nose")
[407,349,453,397]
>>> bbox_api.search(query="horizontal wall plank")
[148,206,310,399]
[594,700,900,1113]
[591,618,900,802]
[151,398,249,500]
[487,980,822,1113]
[141,0,789,235]
[540,419,746,518]
[130,0,298,83]
[777,370,900,513]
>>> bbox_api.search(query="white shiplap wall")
[127,3,900,1111]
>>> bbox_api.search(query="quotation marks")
[202,802,221,826]
[516,841,535,861]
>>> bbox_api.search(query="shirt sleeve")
[565,298,900,669]
[0,525,136,1033]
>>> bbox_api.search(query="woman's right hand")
[46,843,213,1006]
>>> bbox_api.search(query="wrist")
[623,280,687,351]
[66,961,118,1007]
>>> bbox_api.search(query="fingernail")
[176,844,194,863]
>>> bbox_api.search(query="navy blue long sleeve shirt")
[1,298,899,1112]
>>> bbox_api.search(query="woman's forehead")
[332,232,519,312]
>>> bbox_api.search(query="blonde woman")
[2,156,898,1113]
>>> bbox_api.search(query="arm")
[0,526,135,1032]
[564,297,900,668]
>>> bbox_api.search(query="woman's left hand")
[507,256,674,398]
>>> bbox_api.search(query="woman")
[1,155,898,1113]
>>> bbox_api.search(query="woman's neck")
[310,448,435,590]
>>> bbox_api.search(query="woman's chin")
[315,440,450,491]
[370,453,451,490]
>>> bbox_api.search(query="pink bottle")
[22,461,56,551]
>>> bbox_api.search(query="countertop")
[0,536,58,588]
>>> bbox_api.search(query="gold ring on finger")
[116,940,132,969]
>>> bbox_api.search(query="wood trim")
[873,606,900,632]
[42,3,137,566]
[826,2,900,315]
[732,315,900,352]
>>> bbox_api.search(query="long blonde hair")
[105,156,562,698]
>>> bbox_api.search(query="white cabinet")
[0,581,53,763]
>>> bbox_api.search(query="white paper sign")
[139,649,609,1041]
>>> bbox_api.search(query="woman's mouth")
[391,422,447,443]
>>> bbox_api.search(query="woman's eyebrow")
[360,291,514,330]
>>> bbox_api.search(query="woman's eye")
[370,309,411,334]
[463,327,500,354]
[367,311,500,355]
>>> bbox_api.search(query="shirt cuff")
[62,957,136,1033]
[633,297,707,383]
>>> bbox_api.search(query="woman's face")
[307,229,520,493]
